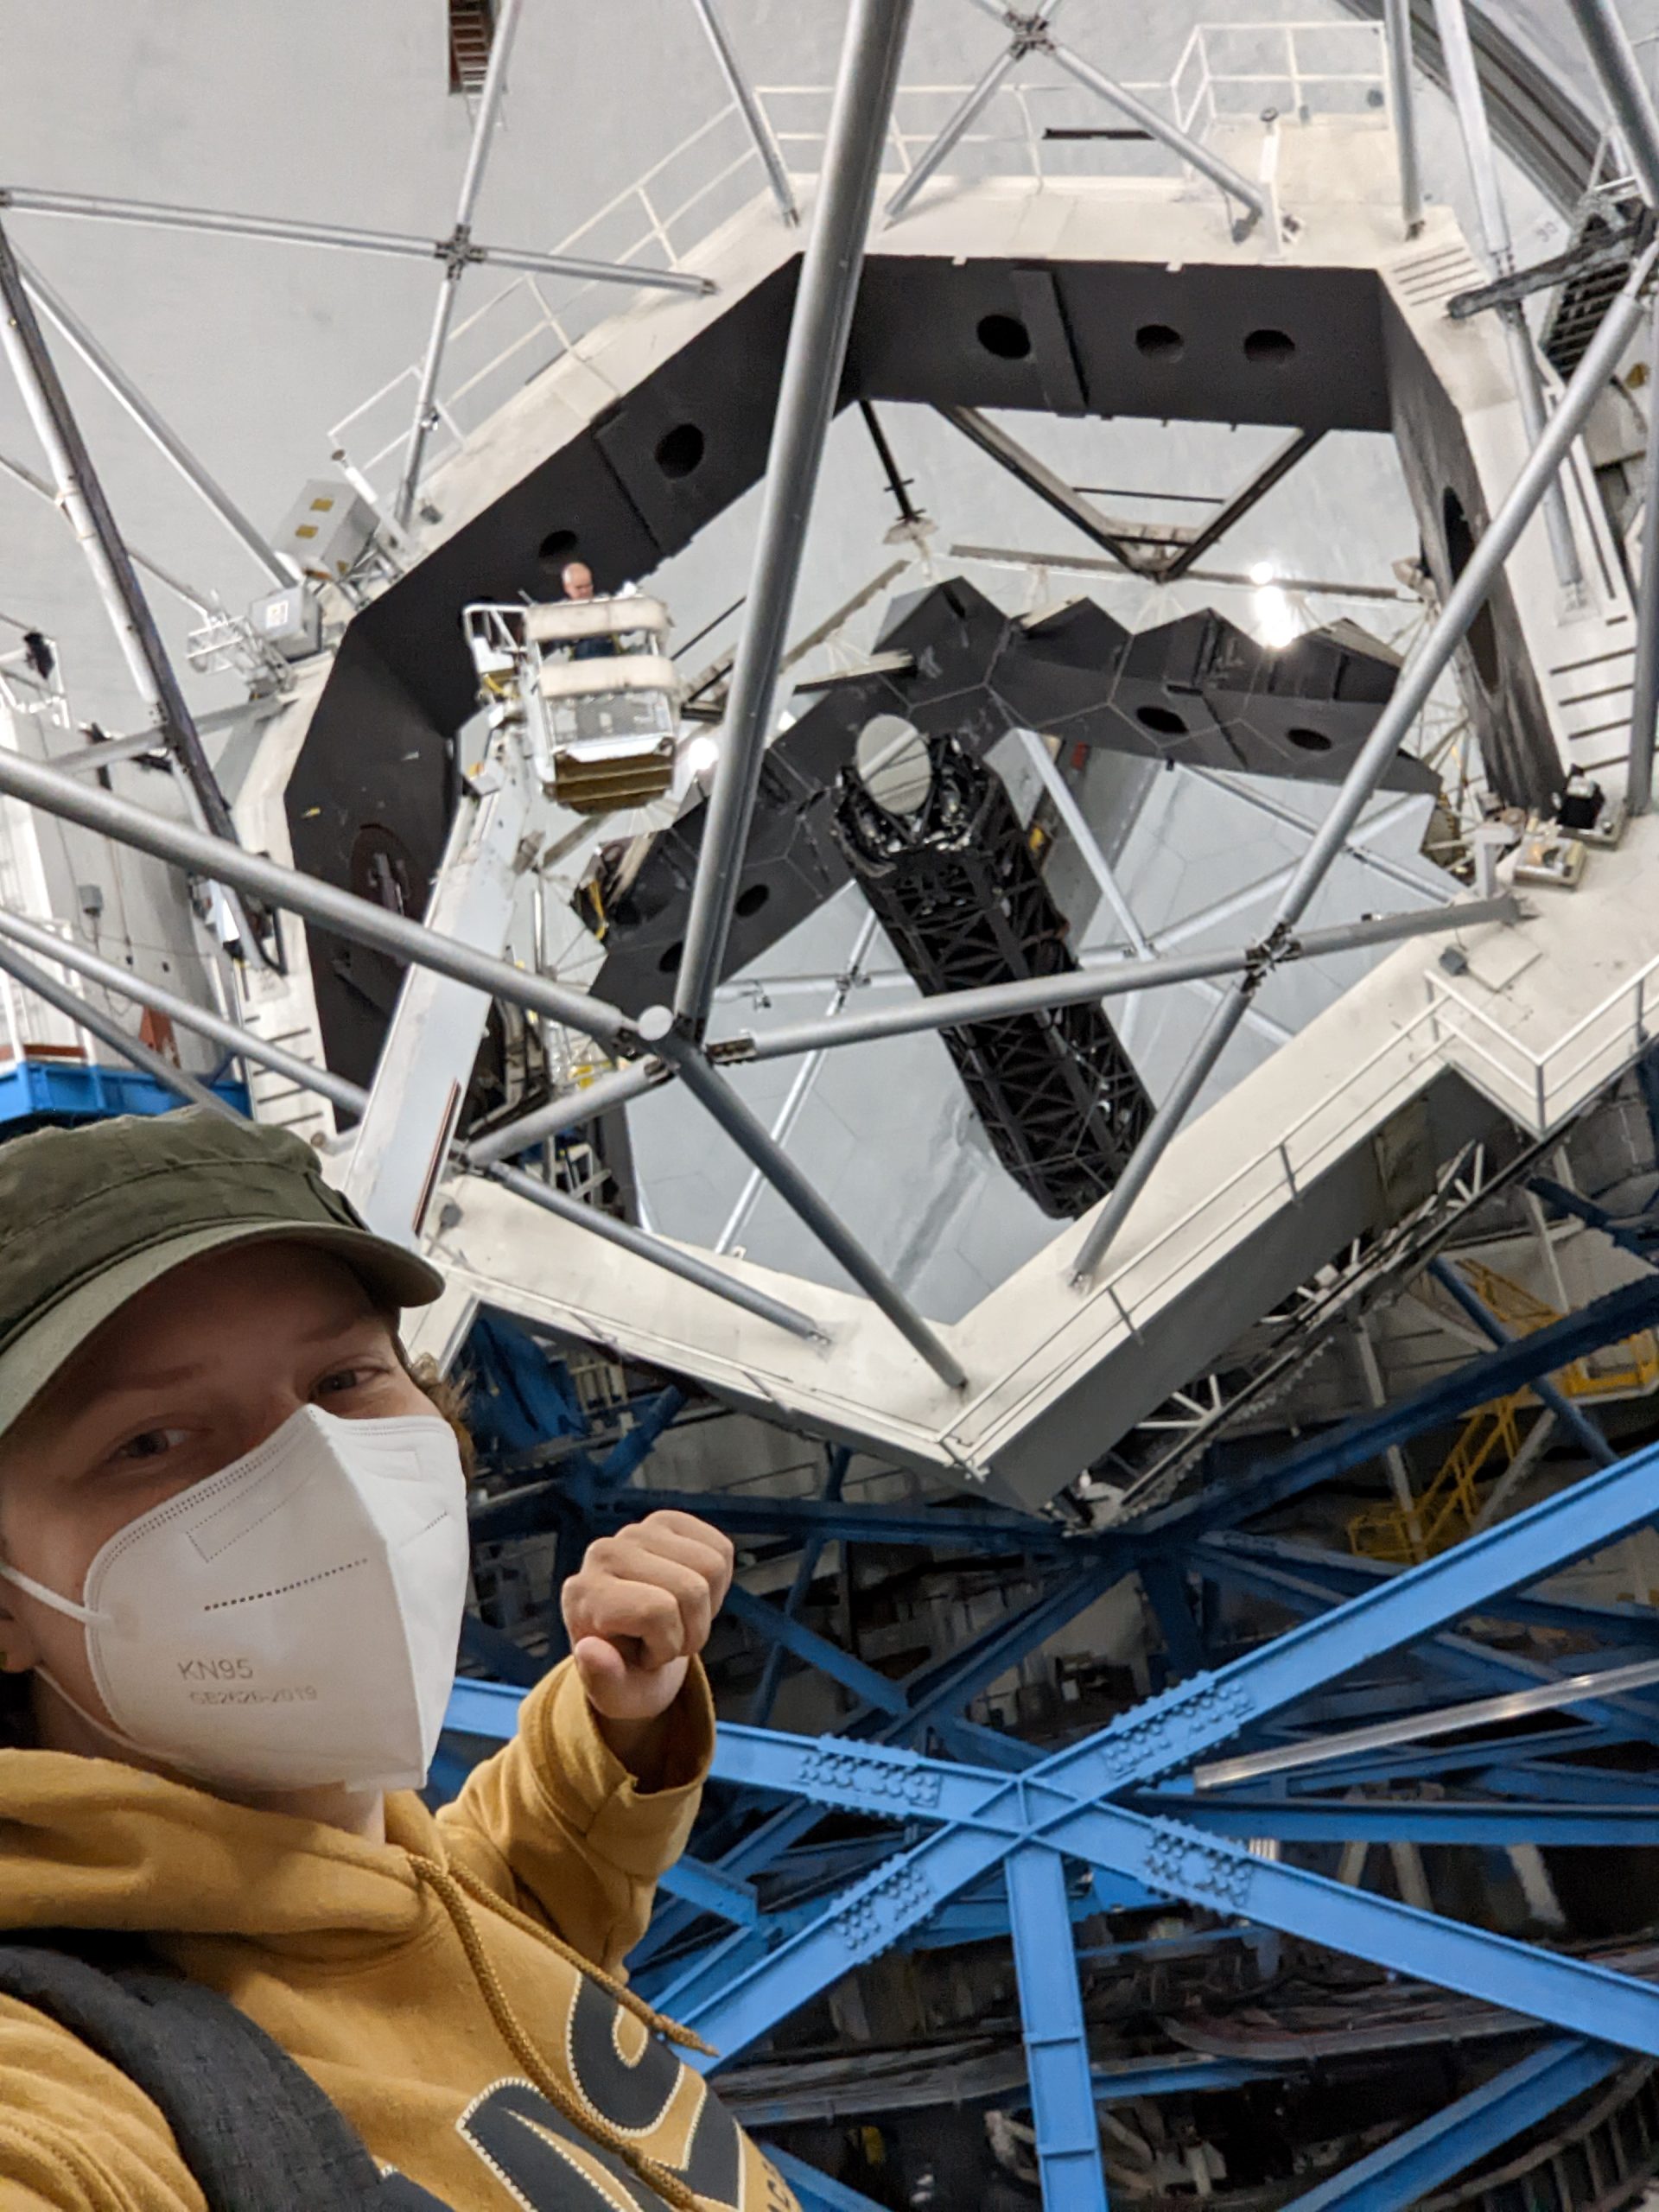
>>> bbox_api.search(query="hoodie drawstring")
[409,1853,710,2212]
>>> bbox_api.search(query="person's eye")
[313,1363,386,1401]
[111,1427,190,1465]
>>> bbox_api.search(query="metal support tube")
[0,187,713,296]
[0,213,263,956]
[16,251,289,588]
[467,1056,670,1166]
[396,270,466,528]
[0,936,236,1121]
[0,745,631,1046]
[0,447,215,614]
[1185,771,1455,906]
[479,1159,827,1343]
[1430,0,1582,593]
[885,46,1020,226]
[672,0,915,1033]
[1428,1256,1615,1465]
[47,729,171,777]
[689,0,798,226]
[0,906,365,1116]
[940,404,1158,573]
[395,0,524,527]
[1561,0,1659,206]
[1157,429,1325,583]
[751,1451,847,1726]
[717,911,880,1251]
[1018,728,1151,953]
[1073,239,1657,1281]
[1196,1653,1659,1790]
[1047,39,1268,230]
[734,896,1517,1062]
[1382,0,1426,238]
[656,1039,967,1388]
[1630,296,1659,811]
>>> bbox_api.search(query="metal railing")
[1078,994,1445,1346]
[329,100,765,505]
[0,919,93,1065]
[766,22,1388,190]
[1427,949,1659,1135]
[329,18,1391,509]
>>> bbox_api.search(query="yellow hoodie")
[0,1661,798,2212]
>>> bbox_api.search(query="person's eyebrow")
[80,1363,204,1402]
[299,1301,385,1345]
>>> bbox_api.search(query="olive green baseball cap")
[0,1109,444,1441]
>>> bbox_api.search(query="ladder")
[1348,1263,1659,1562]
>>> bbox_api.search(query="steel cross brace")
[1186,1546,1659,1747]
[697,1724,1659,2065]
[1197,1532,1659,1649]
[668,1435,1659,2061]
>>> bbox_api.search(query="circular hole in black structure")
[976,313,1032,360]
[1441,487,1502,691]
[1135,321,1185,361]
[1243,327,1297,365]
[1136,702,1188,738]
[654,423,707,480]
[734,882,771,920]
[657,940,684,976]
[1287,726,1332,753]
[537,528,580,573]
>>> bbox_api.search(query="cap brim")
[0,1219,445,1442]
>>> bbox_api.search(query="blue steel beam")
[593,1384,688,1489]
[454,1440,1659,2029]
[1006,1845,1110,2211]
[1190,1547,1659,1745]
[631,1561,1122,1972]
[723,1582,909,1715]
[693,1727,1659,2065]
[469,1478,1081,1552]
[1428,1256,1614,1466]
[671,1440,1659,2056]
[1531,1175,1659,1263]
[1139,1555,1209,1676]
[1146,1275,1659,1539]
[1198,1532,1659,1648]
[1275,2038,1620,2212]
[765,2149,889,2212]
[1478,1759,1659,1806]
[753,1449,847,1725]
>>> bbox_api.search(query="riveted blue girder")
[652,1437,1659,2063]
[696,1724,1659,2064]
[1007,1845,1110,2211]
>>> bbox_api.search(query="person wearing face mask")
[0,1109,798,2212]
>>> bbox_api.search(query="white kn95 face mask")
[0,1403,470,1793]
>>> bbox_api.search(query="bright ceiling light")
[680,734,720,779]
